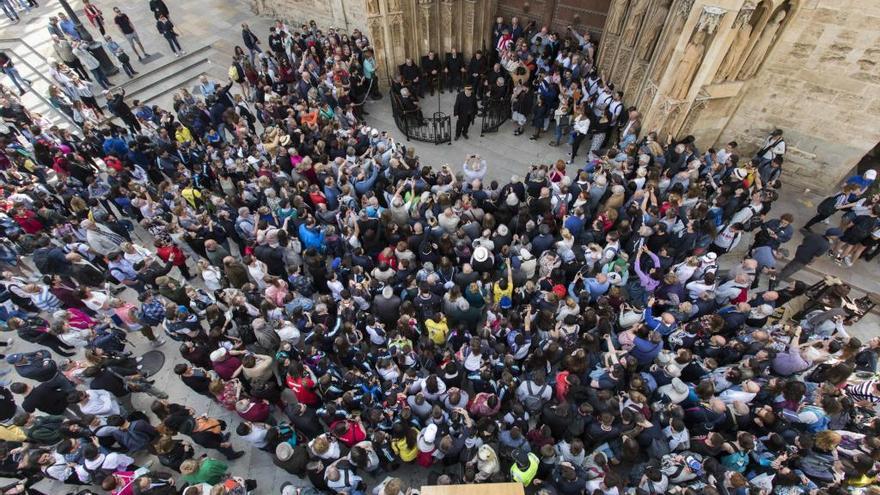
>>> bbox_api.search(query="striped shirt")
[846,380,880,404]
[31,286,62,312]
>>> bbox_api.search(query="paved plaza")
[1,1,878,493]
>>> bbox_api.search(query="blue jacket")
[629,336,662,365]
[298,224,325,252]
[353,164,379,196]
[102,136,129,157]
[644,307,677,336]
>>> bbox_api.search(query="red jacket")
[156,244,185,266]
[285,375,319,406]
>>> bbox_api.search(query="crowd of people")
[0,6,879,495]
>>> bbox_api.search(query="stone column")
[462,0,477,55]
[440,0,454,53]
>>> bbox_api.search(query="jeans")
[165,35,182,53]
[3,67,29,93]
[90,68,111,89]
[0,0,18,21]
[247,46,261,65]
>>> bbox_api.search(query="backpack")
[521,381,548,413]
[721,447,749,473]
[742,206,763,232]
[275,423,298,447]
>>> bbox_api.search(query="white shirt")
[760,136,786,160]
[81,389,121,417]
[573,116,590,135]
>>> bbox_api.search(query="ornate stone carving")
[635,0,672,60]
[697,6,727,34]
[387,0,402,13]
[675,0,695,17]
[668,29,707,100]
[622,0,649,48]
[612,48,632,83]
[714,6,756,82]
[680,96,709,135]
[366,0,380,16]
[738,9,787,79]
[625,60,648,101]
[604,0,630,36]
[599,34,620,75]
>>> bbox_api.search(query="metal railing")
[390,94,452,145]
[479,97,511,136]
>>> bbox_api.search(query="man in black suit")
[467,50,488,95]
[453,85,478,140]
[10,374,75,416]
[444,48,465,92]
[421,51,442,95]
[400,58,423,98]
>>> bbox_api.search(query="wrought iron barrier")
[479,98,511,136]
[390,94,452,145]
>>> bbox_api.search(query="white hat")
[607,272,622,285]
[209,348,228,361]
[664,363,682,378]
[382,286,394,298]
[866,169,877,180]
[417,424,438,452]
[371,128,380,137]
[276,442,294,461]
[519,248,533,261]
[473,246,489,263]
[505,193,519,206]
[732,168,748,181]
[659,378,690,403]
[497,224,509,236]
[701,251,717,263]
[656,350,674,365]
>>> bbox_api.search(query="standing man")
[52,35,90,80]
[72,41,111,89]
[241,23,261,65]
[0,0,19,23]
[57,13,82,41]
[778,228,841,281]
[756,128,786,167]
[444,48,465,93]
[0,51,31,95]
[453,84,478,140]
[104,88,141,134]
[113,7,148,60]
[363,48,381,99]
[156,14,184,57]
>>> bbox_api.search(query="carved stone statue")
[738,10,787,80]
[669,29,707,100]
[622,0,649,47]
[605,0,630,35]
[636,0,671,60]
[714,16,753,82]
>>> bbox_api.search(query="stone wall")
[496,0,613,36]
[246,0,369,34]
[716,0,880,190]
